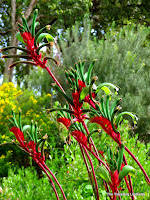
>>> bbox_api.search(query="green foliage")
[0,120,149,199]
[23,67,53,95]
[60,21,150,142]
[0,167,53,200]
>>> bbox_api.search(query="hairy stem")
[123,155,134,200]
[90,150,110,172]
[42,162,67,200]
[82,121,101,162]
[45,66,65,93]
[125,146,150,184]
[80,145,98,200]
[83,146,100,200]
[34,158,60,200]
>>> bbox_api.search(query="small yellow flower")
[30,96,38,104]
[0,155,5,159]
[45,93,51,97]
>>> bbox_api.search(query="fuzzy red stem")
[80,145,99,199]
[123,155,134,200]
[124,146,150,184]
[82,120,100,158]
[124,176,131,195]
[42,162,67,200]
[82,121,112,198]
[45,66,65,93]
[83,146,100,200]
[90,150,110,172]
[33,158,60,200]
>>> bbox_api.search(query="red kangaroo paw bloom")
[109,170,121,198]
[21,32,35,50]
[78,79,86,91]
[10,127,45,163]
[27,140,36,153]
[57,117,71,129]
[71,80,88,122]
[84,93,96,109]
[71,130,92,150]
[90,116,121,144]
[21,32,46,68]
[10,127,25,146]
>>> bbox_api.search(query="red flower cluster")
[71,130,92,150]
[21,32,47,67]
[90,116,121,144]
[109,170,121,198]
[57,118,91,150]
[10,127,45,163]
[71,79,96,122]
[10,127,24,145]
[21,32,35,50]
[57,117,71,129]
[71,80,86,121]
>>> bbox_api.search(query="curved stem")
[124,176,131,194]
[82,121,101,162]
[90,149,110,172]
[123,155,134,200]
[42,162,67,200]
[33,158,60,200]
[81,121,111,198]
[80,145,98,200]
[124,146,150,184]
[45,66,65,93]
[83,146,100,200]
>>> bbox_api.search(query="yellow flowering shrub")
[0,83,22,143]
[0,82,22,122]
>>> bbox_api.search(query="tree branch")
[0,30,12,35]
[24,0,37,19]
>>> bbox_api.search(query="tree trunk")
[3,0,17,83]
[3,0,37,83]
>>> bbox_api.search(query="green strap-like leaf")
[21,13,30,32]
[110,98,122,118]
[9,61,36,68]
[117,144,124,172]
[16,32,26,44]
[115,112,138,127]
[36,33,54,45]
[79,86,89,101]
[119,165,136,181]
[96,166,111,183]
[96,83,119,94]
[105,95,111,120]
[86,59,97,85]
[101,97,107,118]
[1,46,30,54]
[31,9,38,37]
